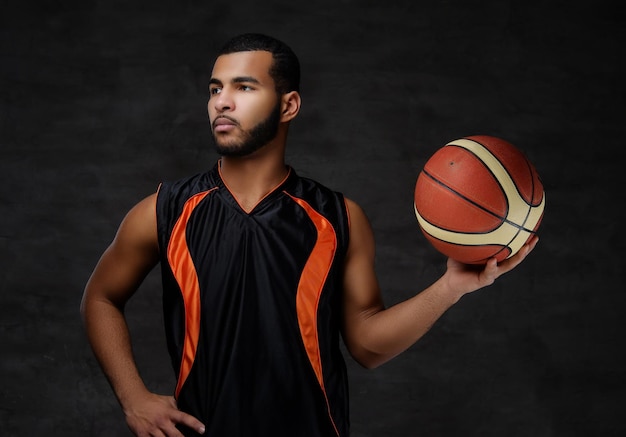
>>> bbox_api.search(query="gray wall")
[1,0,624,436]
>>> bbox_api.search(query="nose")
[212,88,233,113]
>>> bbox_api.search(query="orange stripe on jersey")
[167,188,217,398]
[286,193,340,436]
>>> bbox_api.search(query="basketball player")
[80,33,538,437]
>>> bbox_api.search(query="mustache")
[212,115,240,129]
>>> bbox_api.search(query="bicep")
[83,194,160,308]
[341,199,385,351]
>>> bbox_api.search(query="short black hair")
[217,33,300,94]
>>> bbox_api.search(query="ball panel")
[466,135,544,207]
[414,172,504,233]
[421,232,511,264]
[519,193,545,234]
[446,137,538,229]
[531,208,544,232]
[423,145,508,217]
[527,164,545,207]
[502,227,536,260]
[415,205,524,248]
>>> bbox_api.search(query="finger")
[172,411,206,435]
[167,396,179,408]
[161,423,185,437]
[480,258,498,285]
[497,235,539,272]
[516,236,538,261]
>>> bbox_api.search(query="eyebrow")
[233,76,261,84]
[209,76,261,86]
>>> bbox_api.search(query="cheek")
[207,102,217,122]
[250,96,279,119]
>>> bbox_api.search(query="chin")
[213,137,269,158]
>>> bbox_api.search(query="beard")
[211,103,282,157]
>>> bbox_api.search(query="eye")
[239,85,253,91]
[209,86,221,96]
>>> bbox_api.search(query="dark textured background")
[1,0,624,436]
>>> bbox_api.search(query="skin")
[80,50,538,436]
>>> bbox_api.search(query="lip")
[213,116,238,132]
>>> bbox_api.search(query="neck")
[218,142,289,213]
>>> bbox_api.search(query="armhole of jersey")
[344,198,351,227]
[155,182,164,255]
[343,197,351,246]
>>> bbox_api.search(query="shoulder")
[123,193,158,229]
[290,172,342,196]
[159,169,216,198]
[343,197,375,256]
[285,171,347,212]
[157,168,218,214]
[111,192,159,256]
[343,197,369,228]
[344,197,365,218]
[289,173,349,214]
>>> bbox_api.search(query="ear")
[280,91,301,122]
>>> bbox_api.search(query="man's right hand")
[124,392,205,437]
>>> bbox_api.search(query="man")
[80,33,538,437]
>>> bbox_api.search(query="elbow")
[348,348,392,370]
[344,333,396,369]
[357,359,384,371]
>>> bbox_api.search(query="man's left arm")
[340,198,538,369]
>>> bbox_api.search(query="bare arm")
[341,198,538,369]
[80,193,205,436]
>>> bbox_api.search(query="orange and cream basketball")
[414,135,545,264]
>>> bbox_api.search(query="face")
[208,51,282,157]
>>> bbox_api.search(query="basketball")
[413,135,545,264]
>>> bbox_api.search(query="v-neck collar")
[213,161,295,215]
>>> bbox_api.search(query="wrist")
[117,382,152,413]
[431,273,466,306]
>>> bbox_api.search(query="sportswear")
[156,162,351,436]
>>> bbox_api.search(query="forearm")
[81,294,207,435]
[80,297,149,410]
[348,276,461,368]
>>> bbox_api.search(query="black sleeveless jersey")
[156,162,351,436]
